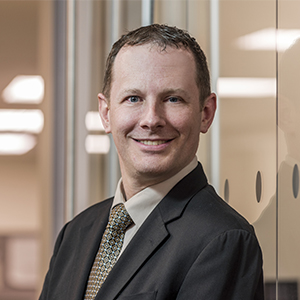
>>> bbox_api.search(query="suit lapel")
[96,209,169,300]
[95,163,208,300]
[158,163,208,223]
[67,199,113,300]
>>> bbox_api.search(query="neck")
[121,175,166,200]
[120,158,197,200]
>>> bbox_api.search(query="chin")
[135,163,177,181]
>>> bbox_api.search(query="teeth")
[139,140,167,146]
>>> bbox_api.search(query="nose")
[139,100,166,131]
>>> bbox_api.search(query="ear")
[200,93,217,133]
[98,93,111,133]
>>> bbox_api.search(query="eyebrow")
[122,89,142,95]
[159,88,191,99]
[161,88,187,94]
[121,88,190,98]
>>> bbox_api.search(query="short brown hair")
[102,24,211,107]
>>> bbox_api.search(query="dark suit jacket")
[39,163,264,300]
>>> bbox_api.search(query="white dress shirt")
[111,156,198,257]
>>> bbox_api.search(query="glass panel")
[0,0,53,298]
[278,0,300,299]
[218,0,277,293]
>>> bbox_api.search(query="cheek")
[169,111,201,135]
[110,109,137,135]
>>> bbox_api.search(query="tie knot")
[109,203,133,231]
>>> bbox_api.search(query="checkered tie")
[84,203,133,300]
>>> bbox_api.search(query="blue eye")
[168,97,180,103]
[128,96,140,103]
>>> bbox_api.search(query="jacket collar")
[95,163,208,300]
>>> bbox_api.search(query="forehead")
[111,44,198,90]
[114,43,195,68]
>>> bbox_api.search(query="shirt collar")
[113,157,198,229]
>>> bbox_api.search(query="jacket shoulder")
[189,184,255,236]
[64,197,113,232]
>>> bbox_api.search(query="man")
[39,24,264,300]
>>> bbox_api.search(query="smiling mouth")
[137,140,169,146]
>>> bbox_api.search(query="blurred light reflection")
[0,109,44,133]
[0,133,37,155]
[85,111,104,131]
[2,75,44,104]
[236,28,300,52]
[217,77,276,98]
[85,135,110,154]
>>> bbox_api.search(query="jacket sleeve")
[38,224,68,300]
[176,229,264,300]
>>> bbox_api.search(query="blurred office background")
[0,0,299,299]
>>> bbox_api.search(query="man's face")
[99,44,215,190]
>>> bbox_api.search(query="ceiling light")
[85,135,110,154]
[85,111,104,131]
[0,133,37,155]
[0,109,44,133]
[217,77,276,98]
[236,28,300,52]
[2,75,44,104]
